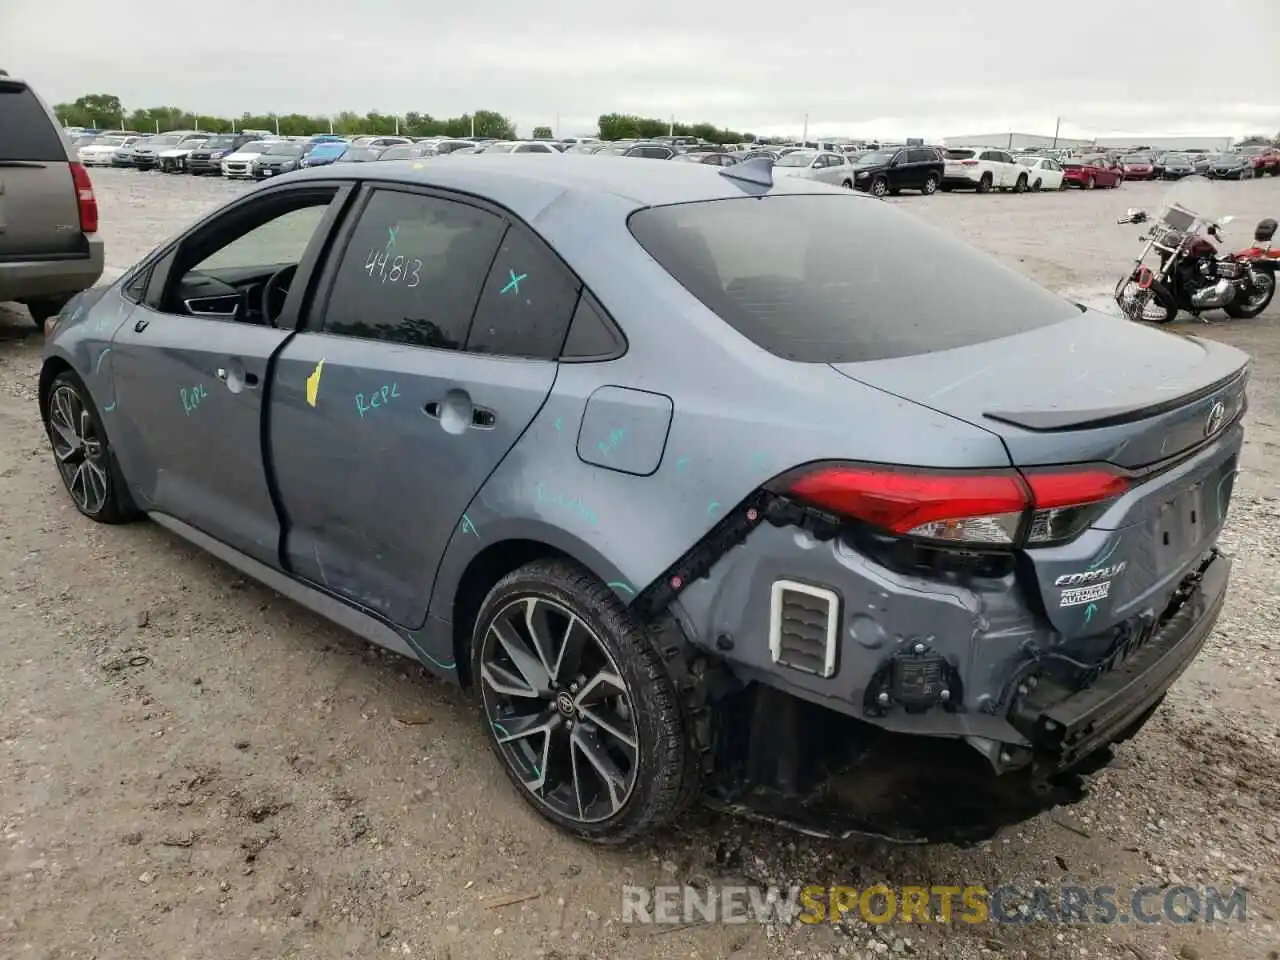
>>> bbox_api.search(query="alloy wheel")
[479,596,639,824]
[47,384,110,515]
[1244,272,1274,310]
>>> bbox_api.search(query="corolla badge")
[1204,400,1227,437]
[1054,562,1126,587]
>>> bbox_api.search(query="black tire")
[1058,178,1069,190]
[870,176,889,198]
[1031,178,1042,192]
[42,370,141,524]
[1224,272,1275,318]
[25,297,70,328]
[1014,174,1028,193]
[841,178,853,189]
[939,182,953,192]
[471,559,697,843]
[976,173,993,194]
[1086,176,1097,190]
[921,173,939,195]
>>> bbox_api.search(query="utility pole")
[395,115,400,135]
[274,115,280,135]
[1051,116,1061,149]
[669,114,674,136]
[329,116,334,135]
[802,113,809,145]
[470,114,476,138]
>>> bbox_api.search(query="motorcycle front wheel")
[1116,280,1178,323]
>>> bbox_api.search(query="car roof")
[287,153,849,218]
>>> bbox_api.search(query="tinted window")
[627,195,1076,364]
[466,226,581,359]
[322,190,504,350]
[908,149,933,163]
[562,294,624,360]
[945,149,975,160]
[0,83,66,161]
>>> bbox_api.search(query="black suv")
[186,133,256,175]
[849,145,945,197]
[0,78,104,327]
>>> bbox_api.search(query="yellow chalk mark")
[306,358,325,407]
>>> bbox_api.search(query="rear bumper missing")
[1010,550,1229,771]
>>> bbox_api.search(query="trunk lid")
[830,309,1249,637]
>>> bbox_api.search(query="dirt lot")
[1,170,1278,960]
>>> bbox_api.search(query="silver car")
[771,149,853,187]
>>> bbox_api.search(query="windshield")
[484,142,518,153]
[1211,153,1238,162]
[94,136,125,147]
[629,195,1075,364]
[150,134,182,146]
[203,136,237,148]
[1240,146,1266,156]
[1122,155,1151,163]
[1164,153,1190,163]
[344,147,382,161]
[265,142,302,155]
[1017,156,1038,166]
[237,141,269,153]
[775,150,816,167]
[1158,175,1229,229]
[855,150,896,165]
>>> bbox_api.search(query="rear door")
[0,79,81,261]
[108,182,352,565]
[267,184,576,628]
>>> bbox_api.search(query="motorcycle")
[1113,175,1276,324]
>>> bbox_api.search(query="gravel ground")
[1,170,1278,960]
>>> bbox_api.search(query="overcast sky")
[3,0,1278,140]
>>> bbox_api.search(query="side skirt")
[148,511,421,662]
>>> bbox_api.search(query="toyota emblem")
[1204,400,1227,437]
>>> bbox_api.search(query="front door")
[108,185,346,565]
[268,185,581,628]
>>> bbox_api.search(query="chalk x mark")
[500,270,527,296]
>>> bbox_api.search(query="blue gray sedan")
[38,155,1246,843]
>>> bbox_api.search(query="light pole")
[802,113,809,145]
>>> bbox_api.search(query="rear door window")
[627,194,1075,363]
[466,224,581,359]
[0,81,67,161]
[320,189,505,350]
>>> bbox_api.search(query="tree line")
[24,89,1280,148]
[46,93,756,144]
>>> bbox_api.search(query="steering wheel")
[260,264,298,326]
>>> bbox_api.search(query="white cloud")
[2,0,1277,139]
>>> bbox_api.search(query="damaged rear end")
[685,319,1244,840]
[627,192,1248,842]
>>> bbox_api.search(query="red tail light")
[959,160,978,166]
[69,162,99,234]
[779,464,1131,548]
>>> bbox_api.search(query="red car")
[1239,145,1280,176]
[1061,156,1123,189]
[1120,154,1155,180]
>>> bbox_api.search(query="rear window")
[627,195,1076,364]
[0,83,67,162]
[945,149,975,160]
